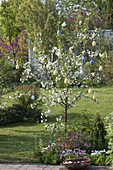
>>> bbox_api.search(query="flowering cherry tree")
[21,30,106,135]
[20,1,108,135]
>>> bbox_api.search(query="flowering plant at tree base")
[34,129,91,165]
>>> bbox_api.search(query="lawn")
[0,85,113,163]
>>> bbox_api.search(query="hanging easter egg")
[64,78,69,85]
[90,59,94,65]
[33,46,37,53]
[93,95,96,101]
[99,65,103,71]
[16,63,19,70]
[92,40,96,47]
[57,29,61,35]
[16,60,19,69]
[92,92,96,101]
[53,70,58,76]
[57,98,61,103]
[82,56,86,63]
[31,95,35,100]
[88,88,92,94]
[48,109,52,114]
[80,69,84,75]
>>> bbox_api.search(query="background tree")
[0,0,27,64]
[17,0,60,55]
[106,0,113,29]
[0,0,28,91]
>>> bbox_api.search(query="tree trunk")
[64,87,68,135]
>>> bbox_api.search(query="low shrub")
[90,113,108,151]
[0,58,23,94]
[105,112,113,169]
[0,104,41,125]
[0,85,43,126]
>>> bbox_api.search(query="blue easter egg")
[82,56,86,62]
[90,59,94,65]
[57,30,61,35]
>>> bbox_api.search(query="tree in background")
[106,0,113,29]
[16,0,60,55]
[0,0,28,64]
[0,0,28,91]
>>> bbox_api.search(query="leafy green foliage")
[89,150,107,166]
[106,0,113,28]
[0,57,23,94]
[105,112,113,168]
[91,113,108,151]
[0,85,42,125]
[0,104,41,125]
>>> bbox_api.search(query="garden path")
[0,163,63,170]
[0,163,109,170]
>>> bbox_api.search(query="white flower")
[91,72,95,77]
[69,46,74,53]
[74,71,80,77]
[8,96,12,99]
[79,20,82,25]
[53,47,57,50]
[61,22,66,27]
[57,98,61,103]
[30,104,34,109]
[46,63,52,70]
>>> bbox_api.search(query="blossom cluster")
[91,149,106,156]
[60,148,86,160]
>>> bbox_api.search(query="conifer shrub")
[90,113,108,151]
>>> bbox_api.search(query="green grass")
[0,85,113,163]
[0,123,49,163]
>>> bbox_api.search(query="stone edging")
[86,166,110,170]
